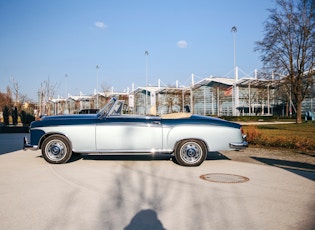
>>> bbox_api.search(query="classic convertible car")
[24,98,247,166]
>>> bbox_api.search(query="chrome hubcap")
[180,142,202,164]
[45,140,67,161]
[52,145,61,155]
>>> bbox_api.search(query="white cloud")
[94,21,107,29]
[177,40,188,48]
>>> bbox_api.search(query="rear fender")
[174,138,209,152]
[165,125,210,151]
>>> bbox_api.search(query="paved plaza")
[0,134,314,230]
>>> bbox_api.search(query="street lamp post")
[231,26,238,116]
[144,51,149,115]
[231,26,237,75]
[96,65,99,109]
[65,74,68,114]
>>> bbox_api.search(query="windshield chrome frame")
[97,97,117,119]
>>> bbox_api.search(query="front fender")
[29,129,46,147]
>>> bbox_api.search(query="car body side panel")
[95,117,163,152]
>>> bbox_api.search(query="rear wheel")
[174,139,207,167]
[41,135,72,164]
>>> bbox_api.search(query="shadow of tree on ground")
[0,133,28,155]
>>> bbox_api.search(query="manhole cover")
[200,173,249,183]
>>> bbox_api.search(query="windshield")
[97,97,116,118]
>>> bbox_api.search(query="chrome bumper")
[229,141,248,150]
[23,137,38,151]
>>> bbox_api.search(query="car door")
[95,116,163,152]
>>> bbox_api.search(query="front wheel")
[174,139,207,167]
[41,135,72,164]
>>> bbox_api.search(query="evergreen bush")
[3,106,10,126]
[20,110,35,127]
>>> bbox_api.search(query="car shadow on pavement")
[69,151,229,165]
[251,157,315,181]
[207,151,230,160]
[75,153,172,163]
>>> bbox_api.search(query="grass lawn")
[242,122,315,152]
[256,122,315,138]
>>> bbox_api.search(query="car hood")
[31,114,99,128]
[41,114,98,120]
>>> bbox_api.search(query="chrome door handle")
[151,121,161,125]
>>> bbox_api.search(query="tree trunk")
[296,100,302,124]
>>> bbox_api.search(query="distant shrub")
[220,116,276,122]
[12,107,18,125]
[3,106,10,126]
[243,125,315,152]
[243,125,261,143]
[20,111,35,127]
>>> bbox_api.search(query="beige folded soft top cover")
[160,113,192,119]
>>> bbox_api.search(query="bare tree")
[39,77,60,116]
[10,77,19,106]
[255,0,315,123]
[0,88,13,114]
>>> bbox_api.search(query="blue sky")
[0,0,275,101]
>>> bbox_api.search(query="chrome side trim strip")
[73,149,174,154]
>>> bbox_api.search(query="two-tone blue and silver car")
[24,97,247,166]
